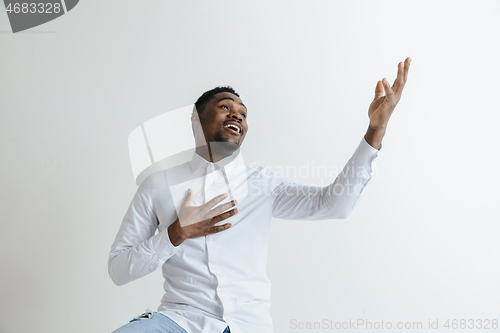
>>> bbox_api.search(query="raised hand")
[168,189,238,246]
[365,57,412,149]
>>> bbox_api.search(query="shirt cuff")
[352,137,380,166]
[150,228,180,261]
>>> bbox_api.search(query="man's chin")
[209,140,241,153]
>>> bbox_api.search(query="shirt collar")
[190,149,241,173]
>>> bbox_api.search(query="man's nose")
[229,111,243,121]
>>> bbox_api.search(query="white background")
[1,1,499,332]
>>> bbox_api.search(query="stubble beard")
[211,127,241,155]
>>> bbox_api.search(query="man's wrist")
[364,124,386,150]
[168,219,186,247]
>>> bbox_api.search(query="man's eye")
[242,113,247,118]
[221,105,229,110]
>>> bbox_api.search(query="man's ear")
[191,111,200,124]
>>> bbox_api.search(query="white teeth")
[224,124,240,133]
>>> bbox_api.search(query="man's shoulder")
[243,165,283,184]
[138,161,191,190]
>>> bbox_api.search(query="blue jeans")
[112,311,230,333]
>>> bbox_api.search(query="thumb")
[182,188,193,207]
[374,80,385,100]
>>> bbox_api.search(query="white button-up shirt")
[108,137,379,333]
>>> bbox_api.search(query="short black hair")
[194,86,240,114]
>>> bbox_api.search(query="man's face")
[197,92,248,149]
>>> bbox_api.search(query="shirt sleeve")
[271,137,379,220]
[108,175,180,286]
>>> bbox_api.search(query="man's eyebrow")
[217,97,247,109]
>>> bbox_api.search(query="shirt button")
[169,252,174,256]
[226,316,231,321]
[218,288,225,294]
[208,237,214,242]
[211,266,217,271]
[149,267,154,271]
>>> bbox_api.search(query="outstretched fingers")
[392,61,405,93]
[203,193,229,210]
[208,208,238,233]
[209,222,232,234]
[182,188,194,208]
[374,80,385,100]
[207,199,238,219]
[392,57,412,98]
[403,57,411,82]
[212,208,238,223]
[382,78,395,105]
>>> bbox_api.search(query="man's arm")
[108,182,238,286]
[271,58,411,220]
[270,136,379,220]
[108,175,180,286]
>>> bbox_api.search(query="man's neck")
[195,143,234,163]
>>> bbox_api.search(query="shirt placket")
[204,162,234,321]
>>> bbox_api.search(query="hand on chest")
[167,164,248,221]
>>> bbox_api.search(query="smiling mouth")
[223,124,241,135]
[224,127,240,136]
